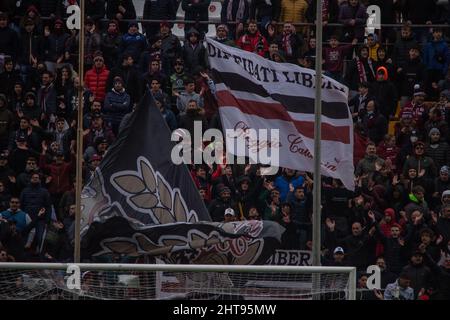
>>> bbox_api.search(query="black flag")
[80,90,284,264]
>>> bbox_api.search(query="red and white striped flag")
[206,38,355,190]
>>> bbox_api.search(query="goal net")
[0,263,356,300]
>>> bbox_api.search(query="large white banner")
[206,38,355,190]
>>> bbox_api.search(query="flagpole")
[312,0,323,268]
[74,0,85,263]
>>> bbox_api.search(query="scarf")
[356,56,375,84]
[322,0,329,22]
[282,33,293,57]
[227,0,246,22]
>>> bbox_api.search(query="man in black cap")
[9,133,39,174]
[159,21,182,75]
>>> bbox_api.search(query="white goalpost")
[0,263,356,300]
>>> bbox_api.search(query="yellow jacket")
[280,0,308,32]
[368,43,380,61]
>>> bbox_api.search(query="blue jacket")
[20,184,52,222]
[121,32,148,61]
[275,175,305,202]
[0,209,31,233]
[104,89,131,125]
[423,39,450,74]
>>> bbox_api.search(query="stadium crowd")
[0,0,449,300]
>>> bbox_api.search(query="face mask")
[367,111,374,115]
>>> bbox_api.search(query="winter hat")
[440,166,449,175]
[128,21,138,29]
[216,24,229,32]
[429,127,441,137]
[384,208,395,217]
[93,51,103,59]
[442,190,450,200]
[376,66,388,80]
[413,84,426,96]
[25,91,36,99]
[0,94,7,106]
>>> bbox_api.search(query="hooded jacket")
[423,39,450,75]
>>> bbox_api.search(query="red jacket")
[39,154,74,195]
[236,31,268,57]
[84,66,110,102]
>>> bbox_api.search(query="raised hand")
[325,218,335,231]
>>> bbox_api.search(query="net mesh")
[0,266,353,300]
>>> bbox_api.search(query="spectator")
[279,0,308,34]
[375,256,398,289]
[345,46,376,92]
[182,0,211,39]
[403,141,437,182]
[424,28,450,95]
[0,57,21,99]
[19,172,52,253]
[223,207,237,223]
[0,197,32,234]
[106,53,141,106]
[42,19,70,74]
[83,114,115,151]
[249,0,280,38]
[366,34,380,62]
[0,94,14,150]
[37,70,57,125]
[425,128,450,170]
[236,20,269,57]
[323,35,357,82]
[182,28,208,74]
[103,76,131,135]
[100,19,122,69]
[106,0,137,34]
[18,18,43,85]
[175,77,204,116]
[384,273,414,300]
[0,12,20,62]
[338,0,367,42]
[393,24,419,68]
[221,0,250,39]
[39,142,74,218]
[208,185,234,222]
[274,168,304,202]
[355,142,385,178]
[86,0,106,24]
[120,22,147,64]
[371,66,398,119]
[154,92,176,131]
[84,51,110,103]
[143,0,177,41]
[275,22,304,65]
[360,97,388,145]
[177,99,208,140]
[401,250,432,298]
[396,44,426,106]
